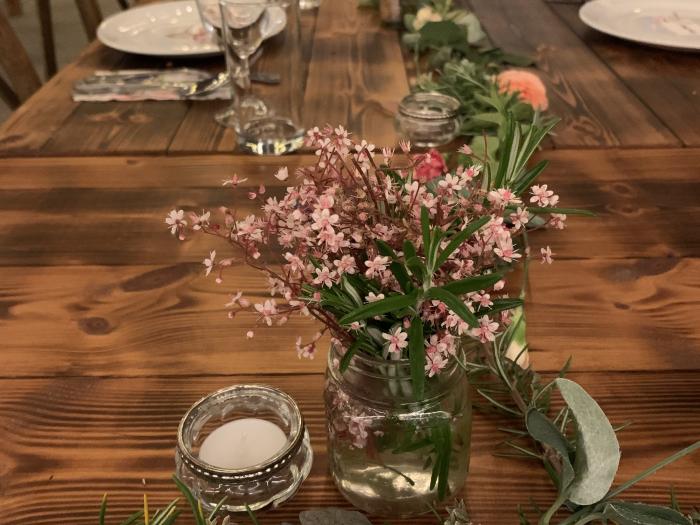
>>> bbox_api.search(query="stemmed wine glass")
[193,0,269,128]
[216,0,271,129]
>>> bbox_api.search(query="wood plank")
[0,257,698,378]
[1,148,698,189]
[1,149,699,263]
[0,42,125,156]
[551,3,700,147]
[302,1,409,145]
[468,0,679,148]
[40,100,191,155]
[0,372,698,524]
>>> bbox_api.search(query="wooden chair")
[0,9,41,109]
[36,0,104,78]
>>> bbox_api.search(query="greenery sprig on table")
[398,0,550,156]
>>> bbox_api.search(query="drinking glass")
[219,0,305,154]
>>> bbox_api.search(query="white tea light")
[199,418,288,469]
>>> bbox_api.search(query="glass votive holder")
[175,384,313,514]
[396,91,461,148]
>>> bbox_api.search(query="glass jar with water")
[324,345,472,517]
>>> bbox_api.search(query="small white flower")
[203,250,216,276]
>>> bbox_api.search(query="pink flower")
[222,174,247,186]
[494,236,522,262]
[348,415,370,448]
[313,266,336,288]
[541,246,554,264]
[415,149,447,183]
[530,184,559,207]
[364,256,390,278]
[274,167,289,181]
[425,353,447,377]
[365,292,385,303]
[295,337,316,359]
[334,255,357,275]
[458,144,472,155]
[471,315,499,343]
[550,213,567,230]
[246,330,255,339]
[382,326,409,354]
[510,207,530,230]
[496,70,549,111]
[487,188,521,207]
[165,209,187,239]
[254,299,278,326]
[203,250,216,276]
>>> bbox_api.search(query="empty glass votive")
[396,91,461,148]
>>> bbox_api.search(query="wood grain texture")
[468,0,679,148]
[0,42,125,156]
[0,373,698,525]
[302,1,409,145]
[1,148,699,265]
[551,3,700,147]
[0,257,698,378]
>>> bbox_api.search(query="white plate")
[580,0,700,52]
[97,1,286,57]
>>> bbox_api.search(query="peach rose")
[496,70,549,111]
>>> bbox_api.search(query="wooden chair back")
[0,9,41,109]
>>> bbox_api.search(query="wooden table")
[0,1,698,524]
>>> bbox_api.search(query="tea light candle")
[199,418,288,470]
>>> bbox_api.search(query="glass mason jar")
[396,91,461,148]
[176,384,313,514]
[324,346,472,517]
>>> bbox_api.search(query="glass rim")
[398,91,461,120]
[176,384,306,481]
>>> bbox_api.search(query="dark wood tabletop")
[0,1,698,524]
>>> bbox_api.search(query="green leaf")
[339,340,361,373]
[419,20,464,47]
[406,255,427,283]
[526,409,575,492]
[376,240,412,292]
[403,239,417,260]
[338,291,418,325]
[441,273,502,296]
[469,134,499,160]
[426,287,478,327]
[512,159,548,195]
[526,206,596,217]
[408,317,425,400]
[603,501,692,525]
[420,206,431,260]
[555,378,621,506]
[340,276,363,306]
[172,475,206,525]
[500,52,535,67]
[99,495,108,525]
[485,298,523,317]
[434,215,490,269]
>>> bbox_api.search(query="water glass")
[218,0,305,154]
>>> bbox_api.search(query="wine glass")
[216,0,273,130]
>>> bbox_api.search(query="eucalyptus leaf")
[555,378,621,506]
[603,501,692,525]
[526,409,574,491]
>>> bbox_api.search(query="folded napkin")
[72,69,231,102]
